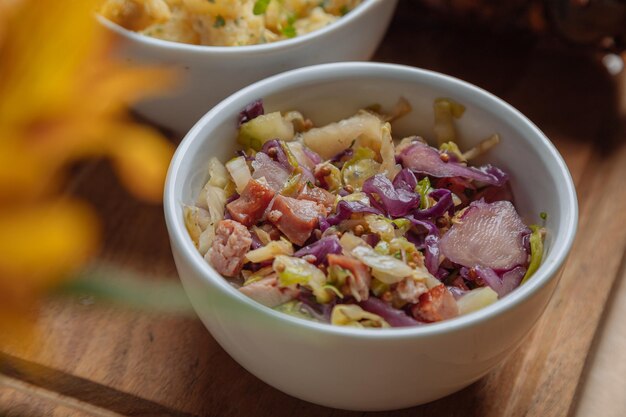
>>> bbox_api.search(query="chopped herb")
[207,0,215,3]
[281,14,297,38]
[340,5,350,15]
[540,212,548,220]
[213,15,225,28]
[253,0,271,15]
[281,24,297,38]
[306,181,314,189]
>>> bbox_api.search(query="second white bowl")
[100,0,398,134]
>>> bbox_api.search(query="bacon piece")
[268,195,325,246]
[411,284,459,323]
[207,220,252,277]
[297,184,336,213]
[239,276,299,308]
[226,179,275,227]
[327,254,371,302]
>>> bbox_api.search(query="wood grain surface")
[2,2,626,416]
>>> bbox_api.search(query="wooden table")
[2,2,626,416]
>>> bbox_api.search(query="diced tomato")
[411,284,459,322]
[226,179,275,227]
[269,195,324,246]
[327,254,371,301]
[298,185,336,213]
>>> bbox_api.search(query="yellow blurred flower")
[0,0,175,347]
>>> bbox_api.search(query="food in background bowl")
[100,0,363,46]
[184,98,545,328]
[98,1,398,134]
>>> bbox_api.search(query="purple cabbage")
[326,200,382,226]
[399,141,508,186]
[362,174,420,218]
[236,149,256,162]
[406,217,439,236]
[303,146,323,165]
[294,235,342,265]
[361,233,381,247]
[436,268,450,281]
[447,286,468,300]
[299,166,315,184]
[423,234,441,275]
[261,140,293,173]
[298,291,335,323]
[359,297,421,327]
[411,188,454,220]
[238,99,264,126]
[329,147,354,163]
[250,231,263,250]
[223,193,239,220]
[318,215,331,232]
[474,265,526,298]
[392,168,418,192]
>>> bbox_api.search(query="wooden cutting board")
[2,2,626,416]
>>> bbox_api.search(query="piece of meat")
[268,195,325,246]
[394,277,429,304]
[252,152,290,192]
[297,184,336,213]
[207,220,252,277]
[239,276,299,307]
[327,254,371,302]
[439,200,529,270]
[226,179,275,227]
[411,284,459,323]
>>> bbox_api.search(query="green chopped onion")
[253,0,271,15]
[213,15,225,28]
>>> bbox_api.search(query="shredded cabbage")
[521,225,544,284]
[238,111,295,151]
[341,147,381,190]
[183,205,210,247]
[226,156,252,194]
[379,122,400,180]
[245,238,294,263]
[351,245,413,284]
[433,98,465,145]
[207,157,230,189]
[330,304,390,328]
[457,287,498,315]
[274,255,332,303]
[300,110,383,159]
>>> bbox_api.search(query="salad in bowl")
[184,97,545,328]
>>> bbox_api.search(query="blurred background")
[0,0,625,416]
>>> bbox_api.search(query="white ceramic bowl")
[99,0,398,134]
[164,62,578,411]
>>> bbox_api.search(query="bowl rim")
[164,62,578,339]
[97,0,392,55]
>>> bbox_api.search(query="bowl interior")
[168,63,577,331]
